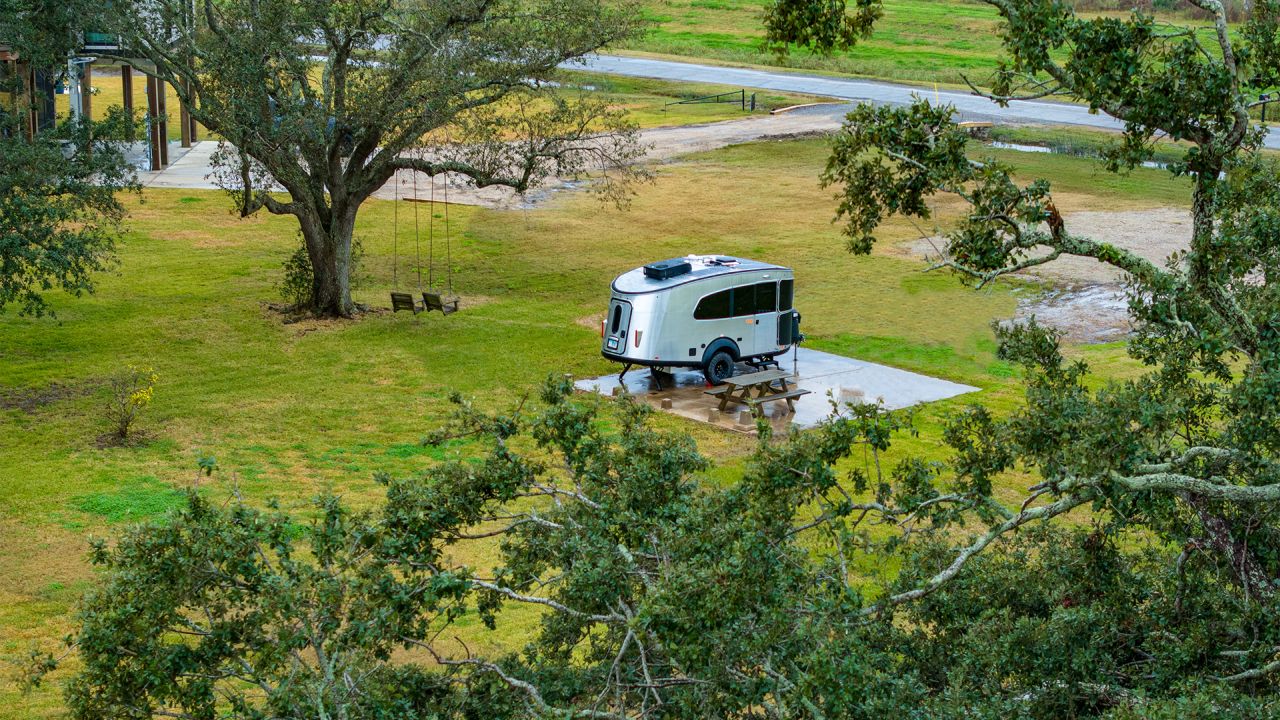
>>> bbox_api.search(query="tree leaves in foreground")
[104,0,648,317]
[812,0,1280,710]
[47,378,1278,717]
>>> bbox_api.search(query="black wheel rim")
[712,357,731,380]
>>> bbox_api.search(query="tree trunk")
[300,204,356,318]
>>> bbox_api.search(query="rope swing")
[389,170,423,314]
[422,169,459,315]
[389,159,460,315]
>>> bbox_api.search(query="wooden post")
[82,62,93,121]
[180,78,199,145]
[20,62,35,138]
[156,78,169,166]
[146,73,160,170]
[121,65,134,140]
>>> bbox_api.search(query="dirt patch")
[575,312,605,331]
[905,207,1191,286]
[263,295,497,334]
[900,207,1190,344]
[0,380,99,413]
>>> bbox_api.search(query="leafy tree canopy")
[105,0,647,317]
[0,0,138,317]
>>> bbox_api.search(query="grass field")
[0,133,1190,715]
[628,0,1007,87]
[623,0,1221,88]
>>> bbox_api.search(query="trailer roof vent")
[643,258,692,281]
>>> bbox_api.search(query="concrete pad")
[574,348,978,433]
[139,141,220,189]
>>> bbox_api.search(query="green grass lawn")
[623,0,1222,89]
[629,0,1007,87]
[0,135,1189,716]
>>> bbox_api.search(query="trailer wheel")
[704,350,735,385]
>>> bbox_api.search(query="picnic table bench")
[705,368,810,418]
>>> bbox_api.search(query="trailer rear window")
[694,289,732,319]
[779,279,794,311]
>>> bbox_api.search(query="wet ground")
[906,207,1191,345]
[574,348,977,434]
[1014,283,1131,344]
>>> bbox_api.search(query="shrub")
[103,366,157,443]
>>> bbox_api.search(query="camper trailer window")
[780,280,794,311]
[694,289,733,320]
[751,282,777,314]
[610,305,622,333]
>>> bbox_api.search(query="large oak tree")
[108,0,645,317]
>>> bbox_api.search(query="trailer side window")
[752,282,777,314]
[610,305,622,333]
[694,289,732,319]
[779,279,794,311]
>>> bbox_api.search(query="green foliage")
[0,0,138,317]
[0,110,138,317]
[816,1,1280,713]
[763,0,883,56]
[55,474,524,719]
[102,365,157,443]
[56,367,1280,716]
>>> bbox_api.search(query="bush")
[103,366,157,443]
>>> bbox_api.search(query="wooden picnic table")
[705,368,810,417]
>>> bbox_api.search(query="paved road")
[579,54,1280,150]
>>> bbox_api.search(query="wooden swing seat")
[422,291,459,315]
[391,292,421,314]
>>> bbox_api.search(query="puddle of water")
[989,141,1169,171]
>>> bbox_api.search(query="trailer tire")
[704,350,736,385]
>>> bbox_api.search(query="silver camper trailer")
[601,255,802,385]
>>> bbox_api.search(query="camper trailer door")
[605,299,633,355]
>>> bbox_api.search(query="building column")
[19,62,35,138]
[121,65,134,141]
[146,73,161,170]
[156,78,169,166]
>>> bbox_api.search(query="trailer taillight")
[601,318,605,338]
[633,330,642,348]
